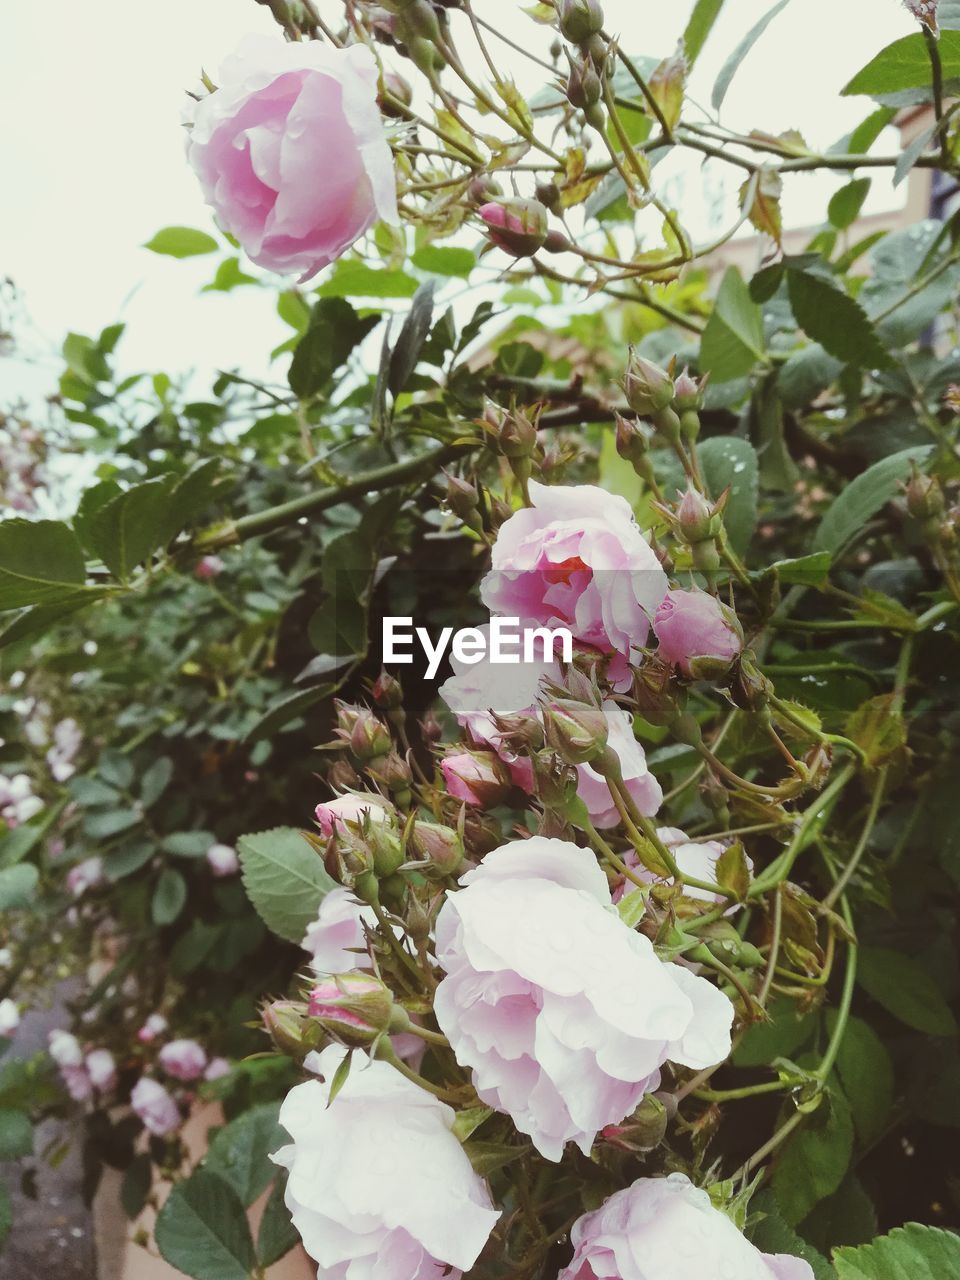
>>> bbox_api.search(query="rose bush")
[2,1,960,1277]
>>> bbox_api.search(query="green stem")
[749,762,856,895]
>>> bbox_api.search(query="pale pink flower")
[617,826,752,907]
[440,751,509,808]
[481,482,667,663]
[0,998,19,1035]
[301,887,377,974]
[204,1057,231,1082]
[131,1077,181,1137]
[137,1013,168,1044]
[271,1045,499,1280]
[434,839,733,1161]
[314,792,391,838]
[66,856,104,898]
[185,36,398,280]
[158,1038,208,1082]
[48,1028,84,1068]
[86,1048,117,1093]
[206,842,240,877]
[559,1174,813,1280]
[653,588,741,677]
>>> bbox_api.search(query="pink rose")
[574,702,662,828]
[131,1077,181,1137]
[185,36,398,280]
[433,839,733,1161]
[66,856,104,898]
[559,1174,813,1280]
[301,887,377,974]
[62,1066,94,1102]
[86,1048,117,1093]
[617,826,752,907]
[271,1045,499,1280]
[653,588,742,677]
[195,554,225,580]
[48,1028,84,1068]
[481,482,667,664]
[137,1013,168,1044]
[158,1038,208,1082]
[314,792,391,838]
[204,1057,231,1082]
[440,751,510,808]
[206,842,240,877]
[479,199,549,257]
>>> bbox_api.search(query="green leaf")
[734,998,817,1067]
[140,758,174,809]
[288,298,380,399]
[121,1153,153,1219]
[857,946,957,1036]
[802,1173,877,1255]
[159,459,223,545]
[0,1108,32,1159]
[834,1223,960,1279]
[0,823,44,870]
[748,1191,834,1280]
[202,256,258,292]
[238,826,337,944]
[105,839,156,881]
[144,226,219,258]
[411,245,476,277]
[786,270,890,370]
[155,1170,256,1280]
[389,280,436,396]
[245,683,333,744]
[257,1176,299,1268]
[771,1089,853,1224]
[683,0,726,67]
[0,864,38,911]
[826,1013,894,1145]
[0,519,87,612]
[152,868,188,926]
[698,436,759,555]
[700,267,766,381]
[843,31,960,97]
[712,0,792,111]
[83,809,142,839]
[316,260,418,299]
[813,446,932,553]
[0,1182,11,1248]
[205,1103,284,1207]
[828,178,872,230]
[778,343,843,409]
[0,595,97,650]
[86,477,174,581]
[161,831,216,858]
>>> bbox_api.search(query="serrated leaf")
[857,947,957,1036]
[698,436,759,555]
[813,446,931,553]
[700,267,766,382]
[834,1223,960,1279]
[740,167,783,243]
[712,0,792,111]
[238,827,337,944]
[828,178,872,230]
[749,1190,835,1280]
[843,31,960,97]
[144,226,219,258]
[159,459,222,545]
[786,270,890,370]
[205,1103,284,1207]
[0,520,87,612]
[87,478,173,581]
[155,1170,256,1280]
[772,1088,853,1224]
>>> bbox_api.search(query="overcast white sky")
[0,0,913,407]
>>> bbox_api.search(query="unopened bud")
[348,709,392,762]
[490,710,544,754]
[631,657,680,727]
[328,759,362,791]
[441,750,511,807]
[601,1094,668,1153]
[675,486,722,543]
[409,821,465,878]
[541,698,608,765]
[905,468,944,524]
[370,671,404,711]
[479,199,549,258]
[308,972,399,1047]
[531,749,579,810]
[380,70,413,114]
[615,413,653,467]
[499,409,539,459]
[558,0,604,44]
[535,180,562,215]
[728,652,772,713]
[445,472,480,522]
[622,351,675,417]
[366,751,413,805]
[467,175,502,205]
[262,999,310,1060]
[566,53,603,113]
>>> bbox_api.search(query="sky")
[0,0,915,408]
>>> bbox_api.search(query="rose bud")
[158,1038,208,1082]
[262,998,311,1060]
[531,750,580,810]
[379,70,413,115]
[369,670,403,711]
[195,554,225,580]
[622,351,674,417]
[441,750,511,807]
[364,821,406,879]
[409,820,465,878]
[137,1013,168,1044]
[672,366,708,443]
[348,708,392,762]
[308,972,398,1047]
[419,707,443,743]
[479,199,549,258]
[654,588,743,680]
[672,486,723,544]
[601,1094,668,1153]
[367,749,412,798]
[334,700,363,736]
[566,53,603,116]
[558,0,604,44]
[328,759,362,791]
[615,412,653,468]
[130,1077,181,1138]
[206,842,240,878]
[315,792,393,839]
[541,698,608,765]
[467,174,503,205]
[631,656,681,727]
[489,709,545,755]
[498,408,539,460]
[905,468,944,524]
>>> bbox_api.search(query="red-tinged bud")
[441,750,511,808]
[409,821,465,878]
[535,180,562,215]
[615,413,654,467]
[558,0,604,44]
[543,228,571,253]
[380,70,413,114]
[461,810,503,857]
[370,671,403,711]
[419,708,443,743]
[195,555,225,580]
[566,52,603,112]
[348,709,392,762]
[531,749,579,810]
[541,698,608,765]
[499,409,539,460]
[632,657,680,727]
[601,1094,669,1153]
[467,175,502,205]
[622,351,675,416]
[904,468,944,524]
[480,199,549,258]
[262,999,311,1060]
[308,972,398,1047]
[489,710,544,754]
[335,700,363,736]
[444,472,480,523]
[673,366,704,412]
[328,759,362,791]
[367,750,412,802]
[675,486,723,544]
